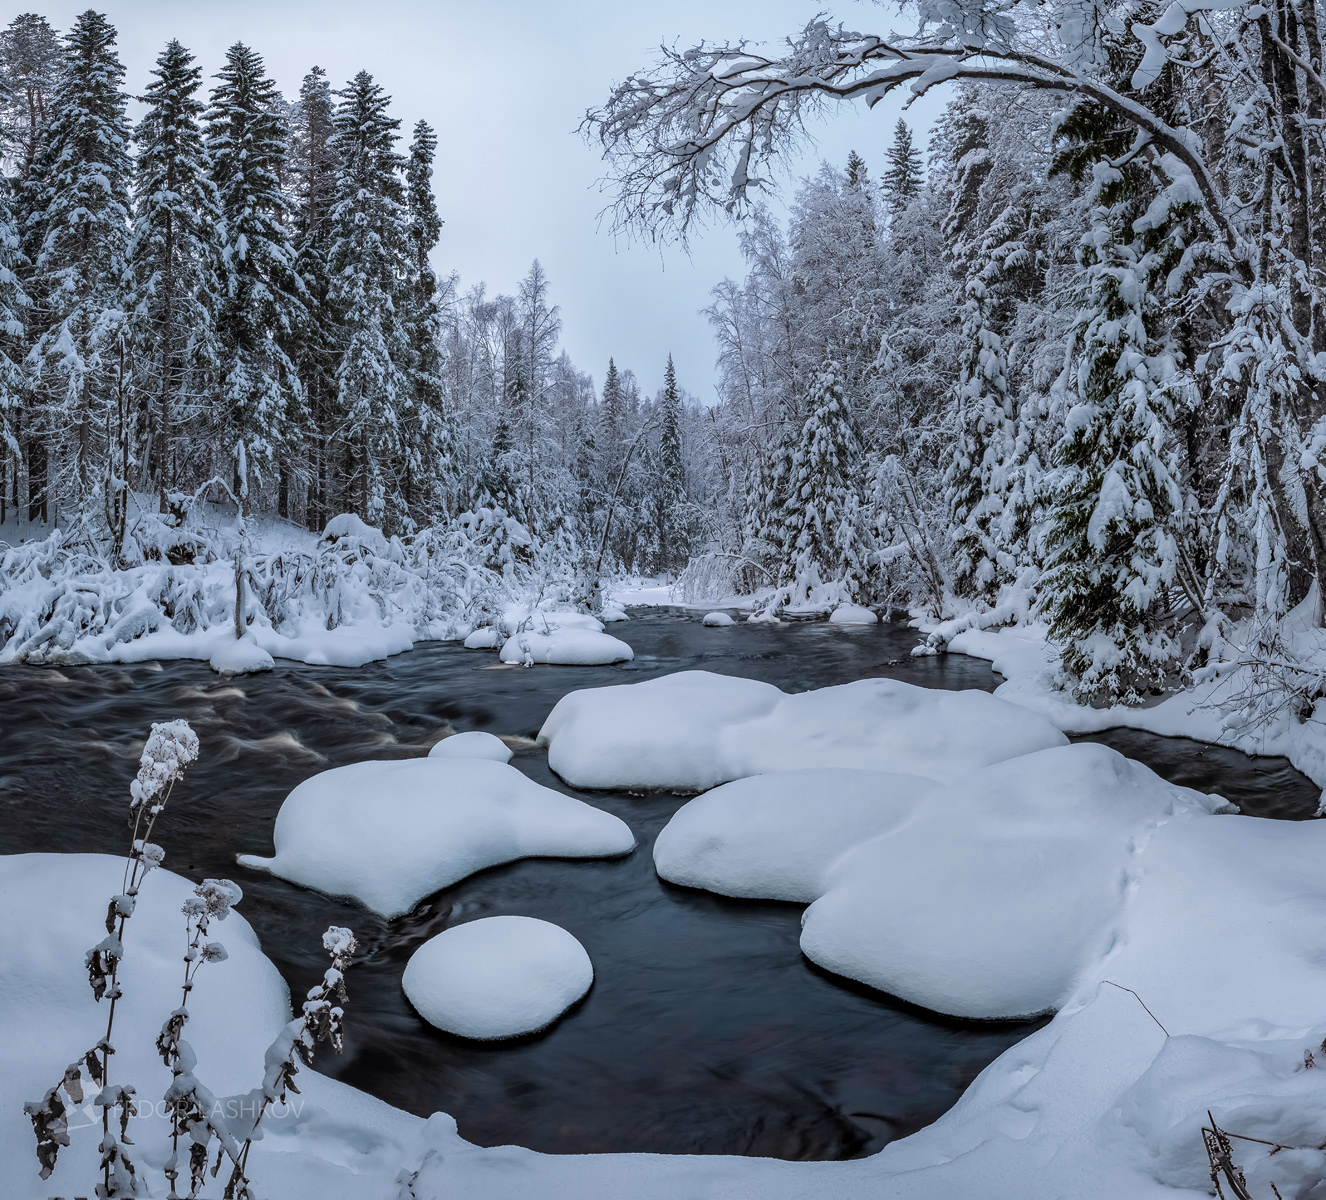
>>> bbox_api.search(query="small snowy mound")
[829,604,878,625]
[499,629,633,666]
[800,743,1234,1018]
[210,634,275,676]
[540,671,783,790]
[402,915,592,1040]
[463,627,501,650]
[702,611,735,627]
[237,758,634,917]
[539,671,1065,790]
[320,512,388,552]
[599,604,629,623]
[654,768,937,902]
[429,731,512,764]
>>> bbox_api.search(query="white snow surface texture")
[537,670,1068,790]
[237,757,634,917]
[402,916,593,1039]
[653,768,937,902]
[498,628,634,666]
[429,730,513,763]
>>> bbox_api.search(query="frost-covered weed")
[23,719,357,1199]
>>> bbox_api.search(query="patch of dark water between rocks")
[0,613,1316,1160]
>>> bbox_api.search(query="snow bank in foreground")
[0,854,423,1200]
[654,768,937,902]
[498,628,634,666]
[801,743,1233,1017]
[402,916,593,1039]
[538,670,1067,790]
[237,758,634,917]
[429,730,513,763]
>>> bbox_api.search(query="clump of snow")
[538,670,1066,790]
[800,743,1234,1018]
[320,512,388,553]
[702,611,735,627]
[209,634,275,676]
[498,629,633,666]
[464,627,501,649]
[429,731,513,764]
[237,758,634,917]
[654,768,936,901]
[402,916,593,1040]
[599,603,629,623]
[829,604,878,625]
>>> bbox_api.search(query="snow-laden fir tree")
[882,118,922,216]
[0,127,26,524]
[288,66,339,529]
[401,118,452,524]
[204,41,305,511]
[1039,178,1187,704]
[466,410,532,578]
[128,38,221,510]
[24,10,133,508]
[776,360,867,604]
[327,70,411,531]
[0,13,62,183]
[599,356,623,466]
[651,353,688,573]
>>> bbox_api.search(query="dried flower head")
[130,720,200,810]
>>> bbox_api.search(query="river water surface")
[0,613,1316,1159]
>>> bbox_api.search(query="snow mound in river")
[237,758,634,917]
[210,634,275,675]
[654,768,937,902]
[538,670,1067,790]
[403,916,593,1039]
[429,731,513,763]
[829,604,877,625]
[801,742,1236,1017]
[702,611,734,627]
[498,628,633,666]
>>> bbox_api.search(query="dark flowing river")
[0,613,1316,1159]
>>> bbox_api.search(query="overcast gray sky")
[44,1,943,399]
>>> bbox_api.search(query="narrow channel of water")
[0,614,1315,1158]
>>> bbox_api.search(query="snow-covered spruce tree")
[775,360,867,605]
[401,118,453,525]
[24,9,132,507]
[128,38,221,511]
[1039,172,1190,704]
[0,13,62,184]
[0,126,28,525]
[651,353,689,574]
[288,66,339,529]
[204,42,305,513]
[599,356,624,470]
[466,410,532,578]
[327,70,411,531]
[882,117,922,216]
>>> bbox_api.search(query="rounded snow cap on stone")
[210,635,274,676]
[829,604,878,625]
[498,629,633,666]
[702,611,735,627]
[464,627,501,650]
[429,731,513,764]
[403,915,593,1040]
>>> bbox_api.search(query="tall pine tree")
[25,9,133,506]
[653,353,688,573]
[327,69,410,530]
[882,118,922,216]
[205,41,304,511]
[129,38,221,509]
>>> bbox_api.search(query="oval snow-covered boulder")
[539,671,1066,791]
[655,768,937,902]
[429,731,512,764]
[237,758,635,918]
[499,629,633,666]
[539,671,784,790]
[464,627,501,649]
[702,611,735,627]
[800,743,1234,1019]
[210,635,274,676]
[829,604,878,625]
[403,916,592,1039]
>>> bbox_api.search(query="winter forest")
[9,3,1326,1199]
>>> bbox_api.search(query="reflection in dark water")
[0,613,1313,1159]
